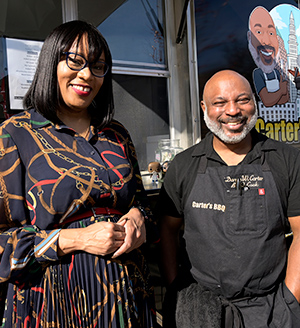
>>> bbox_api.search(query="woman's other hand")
[57,221,126,257]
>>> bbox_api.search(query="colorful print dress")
[0,109,158,328]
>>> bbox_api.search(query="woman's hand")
[57,221,126,257]
[112,207,146,258]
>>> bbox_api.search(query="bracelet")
[131,206,148,219]
[131,206,148,244]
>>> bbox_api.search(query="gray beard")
[248,39,277,74]
[203,109,258,144]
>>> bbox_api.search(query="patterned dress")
[0,109,158,328]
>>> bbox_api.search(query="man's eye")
[238,98,250,104]
[213,102,225,106]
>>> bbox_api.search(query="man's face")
[248,7,279,69]
[202,73,258,145]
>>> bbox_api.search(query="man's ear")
[247,30,251,42]
[200,100,206,113]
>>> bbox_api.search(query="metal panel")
[0,0,127,40]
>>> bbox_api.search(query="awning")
[0,0,127,40]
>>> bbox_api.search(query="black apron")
[183,153,288,300]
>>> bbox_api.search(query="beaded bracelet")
[131,206,148,219]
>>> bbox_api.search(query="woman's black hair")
[23,20,114,130]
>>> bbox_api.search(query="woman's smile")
[71,83,92,96]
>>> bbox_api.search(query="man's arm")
[257,72,288,107]
[285,215,300,302]
[258,84,288,107]
[159,215,184,286]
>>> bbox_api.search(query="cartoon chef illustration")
[248,6,289,107]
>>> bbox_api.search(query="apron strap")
[198,155,208,174]
[263,72,268,80]
[221,297,246,328]
[260,151,270,172]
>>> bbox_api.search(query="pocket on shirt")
[226,188,267,235]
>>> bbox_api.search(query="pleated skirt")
[3,216,157,328]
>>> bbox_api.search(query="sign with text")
[6,38,43,110]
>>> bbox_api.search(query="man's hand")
[112,207,146,258]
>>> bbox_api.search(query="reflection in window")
[95,0,168,171]
[98,0,165,69]
[113,75,169,170]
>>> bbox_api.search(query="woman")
[0,20,158,327]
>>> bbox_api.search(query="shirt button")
[90,150,95,155]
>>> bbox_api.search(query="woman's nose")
[78,66,93,79]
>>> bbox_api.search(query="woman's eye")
[94,64,105,71]
[70,58,83,66]
[67,54,85,67]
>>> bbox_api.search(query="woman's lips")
[71,84,92,96]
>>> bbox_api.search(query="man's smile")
[260,49,273,57]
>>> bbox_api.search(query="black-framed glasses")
[63,52,109,78]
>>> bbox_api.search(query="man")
[158,70,300,327]
[248,6,289,107]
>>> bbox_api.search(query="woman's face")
[57,34,105,114]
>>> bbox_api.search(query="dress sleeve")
[0,125,60,284]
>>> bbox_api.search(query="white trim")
[112,59,169,77]
[187,0,201,144]
[113,59,167,70]
[164,0,193,150]
[165,0,178,142]
[112,66,169,77]
[61,0,78,22]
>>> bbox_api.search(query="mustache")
[248,39,277,74]
[257,45,275,53]
[219,116,247,124]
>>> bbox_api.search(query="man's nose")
[224,101,241,116]
[260,32,271,46]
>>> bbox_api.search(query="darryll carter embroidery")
[224,174,264,189]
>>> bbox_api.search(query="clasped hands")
[57,207,146,258]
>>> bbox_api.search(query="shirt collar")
[29,109,72,132]
[29,108,98,137]
[29,108,52,129]
[191,131,215,158]
[191,129,277,163]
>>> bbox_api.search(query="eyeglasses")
[63,52,109,78]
